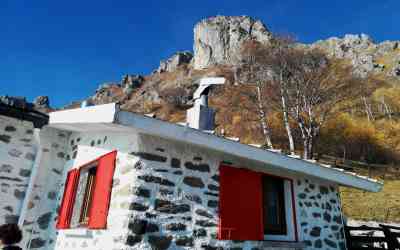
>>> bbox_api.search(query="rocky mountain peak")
[193,15,272,69]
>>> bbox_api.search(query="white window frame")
[264,179,296,242]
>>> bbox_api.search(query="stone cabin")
[0,92,382,250]
[0,97,48,226]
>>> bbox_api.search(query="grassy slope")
[341,180,400,222]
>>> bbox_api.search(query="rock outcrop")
[193,15,272,69]
[192,16,399,79]
[157,52,193,73]
[121,74,144,95]
[311,34,400,78]
[34,96,50,109]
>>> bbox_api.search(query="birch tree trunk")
[381,97,392,120]
[362,96,374,122]
[297,120,310,159]
[256,84,273,149]
[303,137,310,159]
[280,84,295,154]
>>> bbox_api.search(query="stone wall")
[0,115,38,225]
[295,178,346,250]
[118,134,347,250]
[52,147,140,250]
[18,128,347,250]
[20,129,141,250]
[18,127,70,249]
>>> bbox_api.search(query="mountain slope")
[65,15,400,165]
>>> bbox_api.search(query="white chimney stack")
[187,77,225,131]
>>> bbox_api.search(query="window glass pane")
[70,169,89,228]
[69,163,97,228]
[79,167,97,224]
[263,175,287,235]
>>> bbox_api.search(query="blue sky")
[0,0,398,107]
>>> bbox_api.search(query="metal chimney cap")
[194,77,225,99]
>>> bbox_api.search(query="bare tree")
[235,42,273,149]
[239,36,304,155]
[256,36,299,154]
[239,39,360,159]
[362,96,375,122]
[283,49,356,159]
[239,41,274,148]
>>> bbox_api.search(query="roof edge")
[0,103,49,128]
[49,103,118,125]
[47,103,382,192]
[116,110,383,192]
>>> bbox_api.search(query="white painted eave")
[116,111,382,192]
[49,103,118,125]
[47,103,382,192]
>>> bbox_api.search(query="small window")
[70,163,98,228]
[262,175,296,241]
[79,166,97,225]
[57,150,117,230]
[262,175,287,235]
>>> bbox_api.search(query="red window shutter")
[56,169,80,229]
[88,151,117,229]
[218,165,264,240]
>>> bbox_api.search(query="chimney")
[186,77,225,131]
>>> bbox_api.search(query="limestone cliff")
[193,16,272,69]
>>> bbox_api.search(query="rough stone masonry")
[15,126,347,250]
[0,115,38,226]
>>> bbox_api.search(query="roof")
[0,96,49,128]
[48,103,383,192]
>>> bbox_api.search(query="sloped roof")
[0,96,49,128]
[48,103,383,192]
